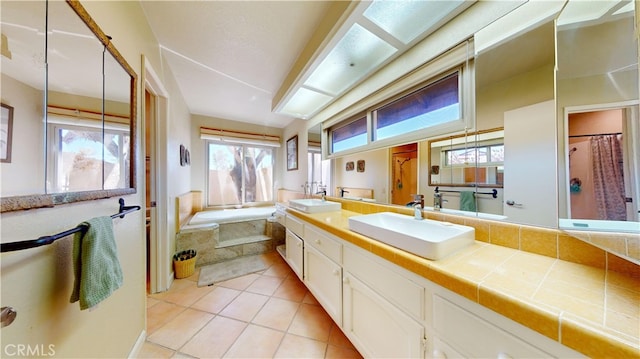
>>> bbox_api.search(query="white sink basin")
[289,199,341,213]
[348,212,475,260]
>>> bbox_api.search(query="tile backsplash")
[324,195,639,278]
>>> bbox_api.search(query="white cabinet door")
[503,100,558,227]
[304,244,342,326]
[343,272,425,358]
[285,229,303,280]
[433,295,550,358]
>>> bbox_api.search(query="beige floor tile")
[223,324,284,358]
[154,279,214,307]
[217,273,261,291]
[246,275,284,296]
[171,352,198,358]
[325,344,363,359]
[145,251,359,358]
[252,297,300,331]
[180,316,247,358]
[274,333,327,358]
[137,342,175,358]
[263,260,295,278]
[147,308,214,350]
[191,286,241,314]
[219,291,269,322]
[147,297,162,308]
[303,292,320,305]
[288,303,334,341]
[147,301,186,335]
[328,324,354,349]
[273,277,308,302]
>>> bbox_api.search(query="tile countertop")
[285,207,640,358]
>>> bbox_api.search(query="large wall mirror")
[556,0,639,262]
[325,4,559,228]
[0,0,137,212]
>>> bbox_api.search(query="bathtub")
[187,206,277,226]
[177,206,284,266]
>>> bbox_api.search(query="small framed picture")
[346,161,354,171]
[1,103,14,163]
[357,160,365,172]
[286,135,298,171]
[180,144,186,166]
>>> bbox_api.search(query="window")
[207,142,274,206]
[330,115,367,153]
[445,144,504,166]
[374,72,460,141]
[50,124,129,192]
[308,143,331,194]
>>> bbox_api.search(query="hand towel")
[70,216,123,310]
[459,191,476,212]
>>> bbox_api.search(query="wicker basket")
[173,249,197,279]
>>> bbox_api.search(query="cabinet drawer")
[304,225,342,264]
[275,210,286,226]
[285,214,304,238]
[433,295,549,358]
[344,246,423,321]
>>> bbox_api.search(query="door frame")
[142,55,171,293]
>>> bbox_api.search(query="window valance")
[200,127,281,148]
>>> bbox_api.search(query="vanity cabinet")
[343,272,425,358]
[303,225,343,326]
[283,213,583,359]
[432,295,550,358]
[285,229,303,280]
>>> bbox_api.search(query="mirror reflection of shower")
[390,143,417,206]
[567,107,638,221]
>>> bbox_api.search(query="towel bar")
[0,198,141,253]
[434,187,498,199]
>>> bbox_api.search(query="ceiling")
[140,1,333,129]
[139,1,472,130]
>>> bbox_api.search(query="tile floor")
[138,251,363,358]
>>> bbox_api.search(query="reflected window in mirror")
[429,128,504,188]
[0,0,136,212]
[330,115,367,154]
[373,70,460,141]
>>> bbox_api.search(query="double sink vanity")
[276,197,639,358]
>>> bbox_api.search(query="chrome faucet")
[414,204,423,220]
[316,190,327,201]
[434,192,448,211]
[406,194,424,208]
[339,187,350,197]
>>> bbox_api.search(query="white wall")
[334,148,389,202]
[0,2,188,357]
[281,119,308,193]
[0,75,45,196]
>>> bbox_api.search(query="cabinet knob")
[342,276,350,284]
[432,349,447,359]
[497,353,513,359]
[296,242,301,247]
[332,269,340,276]
[314,239,321,244]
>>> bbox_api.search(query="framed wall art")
[286,135,298,171]
[1,103,14,163]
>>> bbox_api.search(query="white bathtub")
[188,206,277,226]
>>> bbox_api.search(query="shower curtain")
[590,134,627,221]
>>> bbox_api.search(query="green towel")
[460,191,476,212]
[70,216,123,310]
